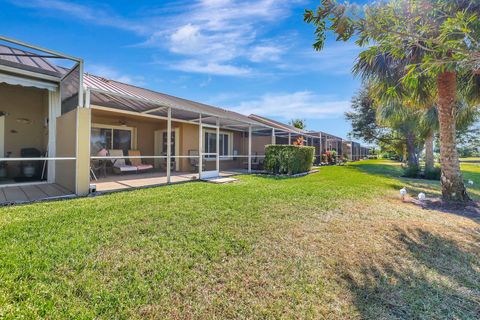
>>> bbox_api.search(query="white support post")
[167,107,172,183]
[216,118,220,176]
[85,88,91,108]
[319,133,322,161]
[198,114,203,178]
[47,89,61,183]
[248,125,252,173]
[78,61,84,108]
[271,128,275,145]
[288,132,291,145]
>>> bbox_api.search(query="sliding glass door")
[91,125,133,156]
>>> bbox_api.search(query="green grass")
[0,160,479,319]
[460,157,480,163]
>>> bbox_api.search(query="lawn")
[460,157,480,163]
[0,160,478,319]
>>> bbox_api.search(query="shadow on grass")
[353,161,480,202]
[342,227,480,319]
[349,162,404,178]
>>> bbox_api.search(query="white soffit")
[0,73,58,91]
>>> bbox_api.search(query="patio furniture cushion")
[109,149,137,173]
[128,150,153,171]
[136,164,153,170]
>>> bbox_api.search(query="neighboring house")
[248,114,367,163]
[342,141,369,161]
[0,36,367,204]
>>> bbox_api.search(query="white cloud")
[11,0,296,76]
[87,64,144,85]
[249,45,284,63]
[171,60,251,76]
[145,0,293,74]
[232,91,351,120]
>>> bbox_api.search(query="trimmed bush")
[402,163,420,178]
[264,145,315,175]
[424,167,441,180]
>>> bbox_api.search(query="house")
[0,36,313,204]
[0,36,369,204]
[248,114,346,164]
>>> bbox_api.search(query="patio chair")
[109,149,137,174]
[252,152,264,170]
[188,150,199,172]
[90,148,108,180]
[128,150,153,172]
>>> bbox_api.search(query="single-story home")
[0,36,367,204]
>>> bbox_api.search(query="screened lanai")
[248,114,324,165]
[84,75,276,192]
[0,36,86,204]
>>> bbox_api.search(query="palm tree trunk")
[425,132,434,171]
[437,71,470,203]
[406,133,418,168]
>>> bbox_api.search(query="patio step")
[202,177,238,184]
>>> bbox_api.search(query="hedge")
[264,145,315,175]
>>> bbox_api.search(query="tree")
[305,0,480,203]
[346,87,408,159]
[289,118,306,130]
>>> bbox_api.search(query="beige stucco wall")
[90,108,265,173]
[76,108,91,195]
[251,135,271,155]
[55,109,77,193]
[0,83,49,177]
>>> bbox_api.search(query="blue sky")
[0,0,369,139]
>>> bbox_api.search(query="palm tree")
[305,0,480,203]
[376,101,422,171]
[420,102,479,172]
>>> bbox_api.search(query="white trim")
[216,118,220,173]
[0,65,60,83]
[142,106,166,114]
[91,105,196,125]
[0,157,75,161]
[0,181,49,188]
[248,125,252,173]
[167,107,171,183]
[47,89,61,182]
[0,73,58,91]
[198,114,203,177]
[0,35,82,62]
[200,122,219,179]
[0,115,4,159]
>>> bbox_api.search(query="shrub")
[325,151,337,164]
[264,145,315,175]
[402,163,420,178]
[321,153,328,163]
[424,167,441,180]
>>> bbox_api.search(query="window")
[91,125,134,155]
[204,131,232,159]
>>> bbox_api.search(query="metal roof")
[84,73,267,127]
[0,44,65,78]
[308,131,343,141]
[248,114,309,135]
[0,43,268,127]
